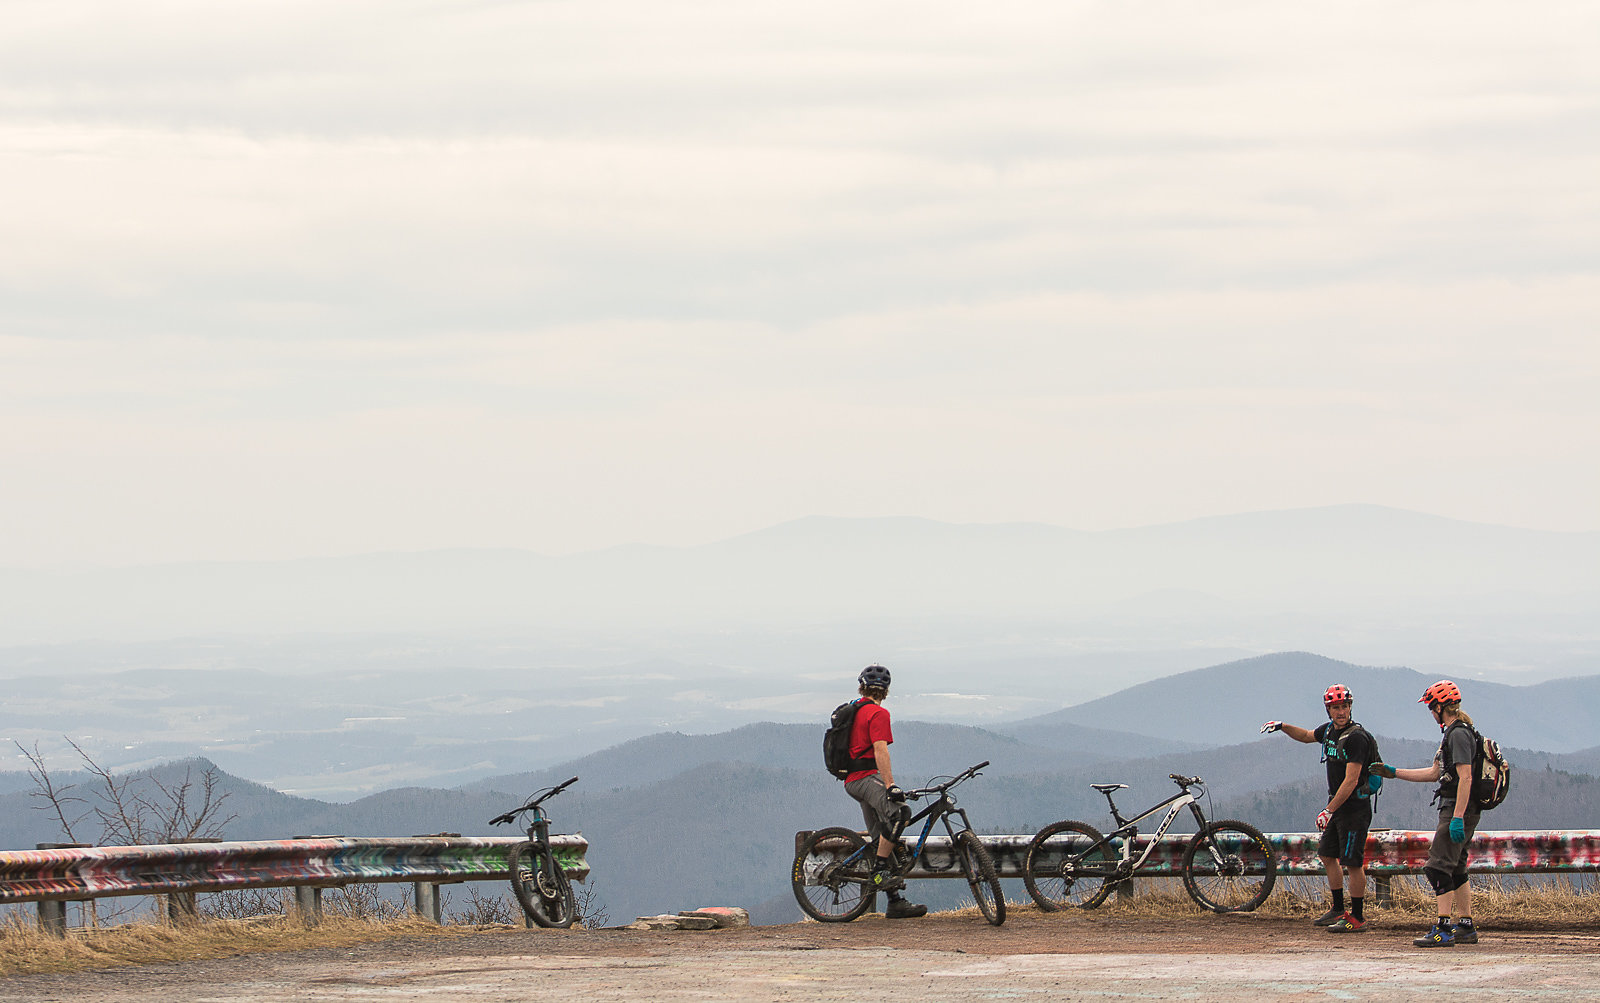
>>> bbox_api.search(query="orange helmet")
[1323,684,1352,707]
[1419,679,1462,708]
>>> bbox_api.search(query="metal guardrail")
[0,835,588,935]
[800,829,1600,881]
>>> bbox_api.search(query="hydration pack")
[823,699,878,780]
[1445,721,1511,812]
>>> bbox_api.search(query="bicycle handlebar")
[1170,773,1204,788]
[903,761,989,799]
[489,775,581,825]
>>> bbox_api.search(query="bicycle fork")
[526,808,559,889]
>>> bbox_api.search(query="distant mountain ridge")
[1013,652,1600,753]
[463,718,1198,798]
[2,505,1594,643]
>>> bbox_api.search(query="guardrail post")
[167,892,199,924]
[1371,873,1393,907]
[413,883,441,924]
[35,843,95,936]
[37,900,68,937]
[295,886,323,926]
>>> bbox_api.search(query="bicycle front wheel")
[955,830,1005,926]
[792,826,875,923]
[509,840,577,928]
[1024,819,1116,910]
[1181,820,1276,913]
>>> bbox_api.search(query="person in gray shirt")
[1372,680,1482,947]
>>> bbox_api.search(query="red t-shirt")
[846,701,893,783]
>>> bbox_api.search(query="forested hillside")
[6,651,1600,926]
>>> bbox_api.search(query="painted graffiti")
[800,831,1600,880]
[0,836,589,905]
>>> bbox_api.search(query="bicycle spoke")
[1182,820,1276,913]
[1025,820,1115,910]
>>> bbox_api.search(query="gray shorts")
[845,775,905,841]
[1425,807,1482,878]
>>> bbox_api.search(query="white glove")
[1315,809,1332,831]
[1260,721,1283,734]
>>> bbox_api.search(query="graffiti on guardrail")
[0,835,589,905]
[798,830,1600,880]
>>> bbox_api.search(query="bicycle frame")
[491,776,577,882]
[524,805,557,876]
[1092,785,1210,875]
[837,767,983,877]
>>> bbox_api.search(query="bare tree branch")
[14,740,88,843]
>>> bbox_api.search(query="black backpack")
[1444,721,1512,812]
[823,699,878,780]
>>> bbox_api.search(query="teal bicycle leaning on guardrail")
[490,775,581,927]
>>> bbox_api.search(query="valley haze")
[2,505,1595,798]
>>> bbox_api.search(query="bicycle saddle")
[1091,783,1129,793]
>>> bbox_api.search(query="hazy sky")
[3,1,1597,568]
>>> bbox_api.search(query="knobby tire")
[1023,819,1116,910]
[1181,819,1276,913]
[792,826,875,923]
[509,840,578,928]
[955,830,1006,926]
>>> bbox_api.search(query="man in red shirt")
[843,664,926,919]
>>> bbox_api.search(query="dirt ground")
[5,910,1600,1002]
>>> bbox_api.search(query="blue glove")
[1449,817,1465,843]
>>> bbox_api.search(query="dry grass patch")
[0,913,488,978]
[1038,874,1600,928]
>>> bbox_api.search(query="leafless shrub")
[575,879,609,929]
[201,889,288,921]
[322,884,410,923]
[447,886,519,926]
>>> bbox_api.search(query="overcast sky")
[3,1,1596,568]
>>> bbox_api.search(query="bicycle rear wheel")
[792,827,875,923]
[1181,820,1276,913]
[955,830,1006,926]
[1024,819,1116,910]
[509,840,577,928]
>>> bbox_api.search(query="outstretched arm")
[1383,762,1442,783]
[1261,721,1317,744]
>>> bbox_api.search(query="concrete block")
[681,907,750,928]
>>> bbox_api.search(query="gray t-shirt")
[1432,723,1478,809]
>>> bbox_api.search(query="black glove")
[886,784,905,803]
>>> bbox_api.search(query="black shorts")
[1317,799,1373,869]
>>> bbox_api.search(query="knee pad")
[1424,866,1454,897]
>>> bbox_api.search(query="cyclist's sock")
[1331,889,1345,912]
[1351,896,1364,921]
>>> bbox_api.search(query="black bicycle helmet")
[858,664,892,690]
